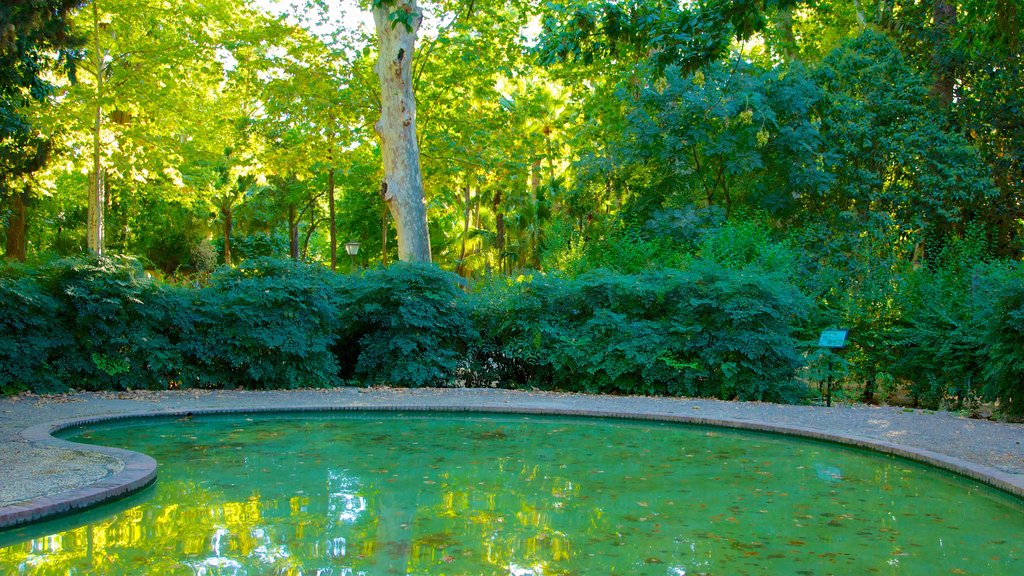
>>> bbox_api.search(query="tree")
[53,0,273,265]
[371,0,431,262]
[255,19,379,269]
[1,0,84,260]
[86,0,104,254]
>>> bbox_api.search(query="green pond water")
[0,412,1021,575]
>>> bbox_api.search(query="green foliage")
[38,255,185,391]
[622,57,826,220]
[536,0,773,73]
[213,232,290,262]
[697,216,798,276]
[811,31,996,236]
[0,0,84,196]
[896,254,1024,417]
[542,224,687,277]
[981,264,1024,417]
[885,230,993,408]
[475,263,810,402]
[0,255,182,392]
[180,258,343,389]
[338,263,477,387]
[0,263,72,394]
[2,258,809,403]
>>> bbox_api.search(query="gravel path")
[1,387,1022,522]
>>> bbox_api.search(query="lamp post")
[344,241,361,273]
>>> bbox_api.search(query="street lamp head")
[344,242,361,256]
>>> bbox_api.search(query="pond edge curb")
[1,402,1022,530]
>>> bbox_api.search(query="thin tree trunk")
[372,1,431,263]
[301,214,318,262]
[544,125,559,213]
[88,1,105,255]
[222,204,233,266]
[87,171,104,253]
[472,192,481,259]
[995,0,1020,54]
[4,186,28,261]
[531,159,542,268]
[931,0,958,107]
[457,183,471,276]
[876,0,894,28]
[111,186,125,250]
[328,168,337,270]
[288,204,299,260]
[494,189,505,275]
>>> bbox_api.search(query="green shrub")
[475,263,809,402]
[677,262,810,401]
[0,264,73,394]
[33,256,182,391]
[541,219,690,278]
[472,273,562,388]
[336,263,477,387]
[2,256,809,402]
[885,240,988,408]
[180,258,343,389]
[980,263,1024,417]
[698,218,797,277]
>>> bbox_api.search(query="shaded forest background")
[2,0,1024,413]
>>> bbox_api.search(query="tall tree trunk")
[530,159,542,268]
[88,0,105,255]
[931,0,958,107]
[289,204,299,260]
[4,186,28,261]
[544,125,560,214]
[472,194,480,240]
[372,1,431,263]
[328,168,337,270]
[87,171,104,254]
[456,183,472,277]
[494,189,505,275]
[301,212,318,262]
[221,204,233,266]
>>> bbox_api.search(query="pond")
[0,412,1021,575]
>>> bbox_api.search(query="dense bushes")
[978,265,1024,417]
[180,258,343,389]
[0,256,812,402]
[824,235,1024,415]
[9,254,1022,414]
[338,263,477,387]
[475,264,808,402]
[0,264,73,394]
[0,257,179,393]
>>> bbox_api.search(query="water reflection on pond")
[0,412,1021,575]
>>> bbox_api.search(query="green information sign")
[818,329,848,348]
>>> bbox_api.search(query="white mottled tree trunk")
[88,0,105,255]
[372,0,432,263]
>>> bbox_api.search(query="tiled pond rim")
[1,390,1022,529]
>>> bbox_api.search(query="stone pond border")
[1,402,1023,530]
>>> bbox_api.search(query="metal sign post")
[817,329,848,407]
